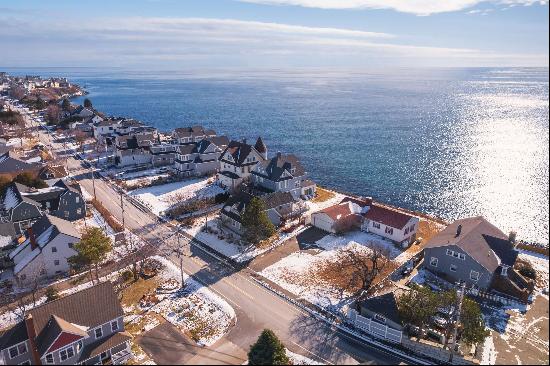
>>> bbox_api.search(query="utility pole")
[449,282,466,363]
[91,166,97,200]
[120,191,125,231]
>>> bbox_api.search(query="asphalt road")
[10,100,412,365]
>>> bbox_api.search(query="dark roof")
[78,332,131,362]
[30,282,123,340]
[210,136,229,149]
[220,140,262,166]
[360,292,403,326]
[0,282,124,353]
[425,216,518,272]
[0,151,41,174]
[39,165,68,179]
[0,221,16,238]
[173,126,216,138]
[36,315,87,356]
[363,204,416,230]
[221,191,295,223]
[252,153,305,182]
[0,322,28,351]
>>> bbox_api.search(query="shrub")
[516,260,537,280]
[45,287,60,303]
[91,199,124,232]
[215,192,230,204]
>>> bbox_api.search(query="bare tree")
[46,104,61,124]
[337,244,391,297]
[73,130,87,153]
[123,231,148,281]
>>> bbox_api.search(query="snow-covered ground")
[186,219,305,263]
[314,231,403,259]
[518,250,549,293]
[129,177,223,216]
[259,231,389,312]
[286,349,323,365]
[128,256,235,346]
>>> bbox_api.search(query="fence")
[348,309,403,343]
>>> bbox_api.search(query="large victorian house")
[217,138,267,191]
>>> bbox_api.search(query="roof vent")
[455,224,462,237]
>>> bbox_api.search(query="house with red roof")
[311,201,363,234]
[360,204,419,246]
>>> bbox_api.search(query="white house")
[9,215,81,285]
[311,201,363,234]
[361,205,419,246]
[217,138,266,191]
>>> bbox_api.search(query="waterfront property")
[220,191,304,235]
[172,125,216,145]
[217,138,266,191]
[361,205,419,247]
[311,201,363,234]
[0,282,132,365]
[423,216,534,302]
[114,133,155,167]
[174,136,229,176]
[251,151,316,199]
[8,214,80,285]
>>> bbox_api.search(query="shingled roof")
[363,204,415,230]
[220,140,261,166]
[425,216,518,272]
[252,153,305,182]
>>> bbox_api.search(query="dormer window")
[501,266,508,276]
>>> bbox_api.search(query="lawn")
[312,187,335,203]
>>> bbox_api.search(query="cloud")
[0,16,546,68]
[237,0,547,15]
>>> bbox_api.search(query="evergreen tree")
[241,197,276,245]
[248,329,289,365]
[61,98,71,111]
[83,98,92,108]
[459,298,490,346]
[72,227,112,282]
[397,284,439,335]
[45,287,60,303]
[13,172,48,189]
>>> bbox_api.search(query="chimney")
[455,224,462,237]
[242,138,247,145]
[27,227,38,250]
[508,231,517,247]
[276,151,282,159]
[24,314,42,365]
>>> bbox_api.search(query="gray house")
[0,282,132,365]
[174,136,229,176]
[0,182,43,235]
[3,180,86,225]
[424,216,533,302]
[251,152,316,199]
[220,191,304,235]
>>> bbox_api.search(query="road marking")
[289,340,334,365]
[222,279,255,301]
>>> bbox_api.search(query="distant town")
[0,72,548,365]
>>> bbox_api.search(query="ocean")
[3,67,549,244]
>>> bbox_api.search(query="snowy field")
[126,256,235,346]
[129,177,223,216]
[259,230,396,312]
[185,219,306,263]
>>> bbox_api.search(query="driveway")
[137,322,247,365]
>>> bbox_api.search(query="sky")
[0,0,548,69]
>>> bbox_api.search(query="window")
[51,246,57,253]
[501,266,508,276]
[77,208,82,215]
[385,227,394,235]
[64,211,69,217]
[446,249,453,256]
[373,314,386,324]
[75,196,79,203]
[458,253,466,260]
[95,327,103,338]
[76,340,83,352]
[54,260,60,266]
[372,222,380,229]
[430,257,438,267]
[111,320,119,332]
[45,354,54,364]
[450,264,458,272]
[68,243,74,249]
[470,270,480,281]
[9,343,27,359]
[409,224,415,232]
[404,227,409,235]
[59,346,74,361]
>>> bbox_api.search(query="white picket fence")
[348,309,403,343]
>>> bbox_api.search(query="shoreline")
[4,72,548,247]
